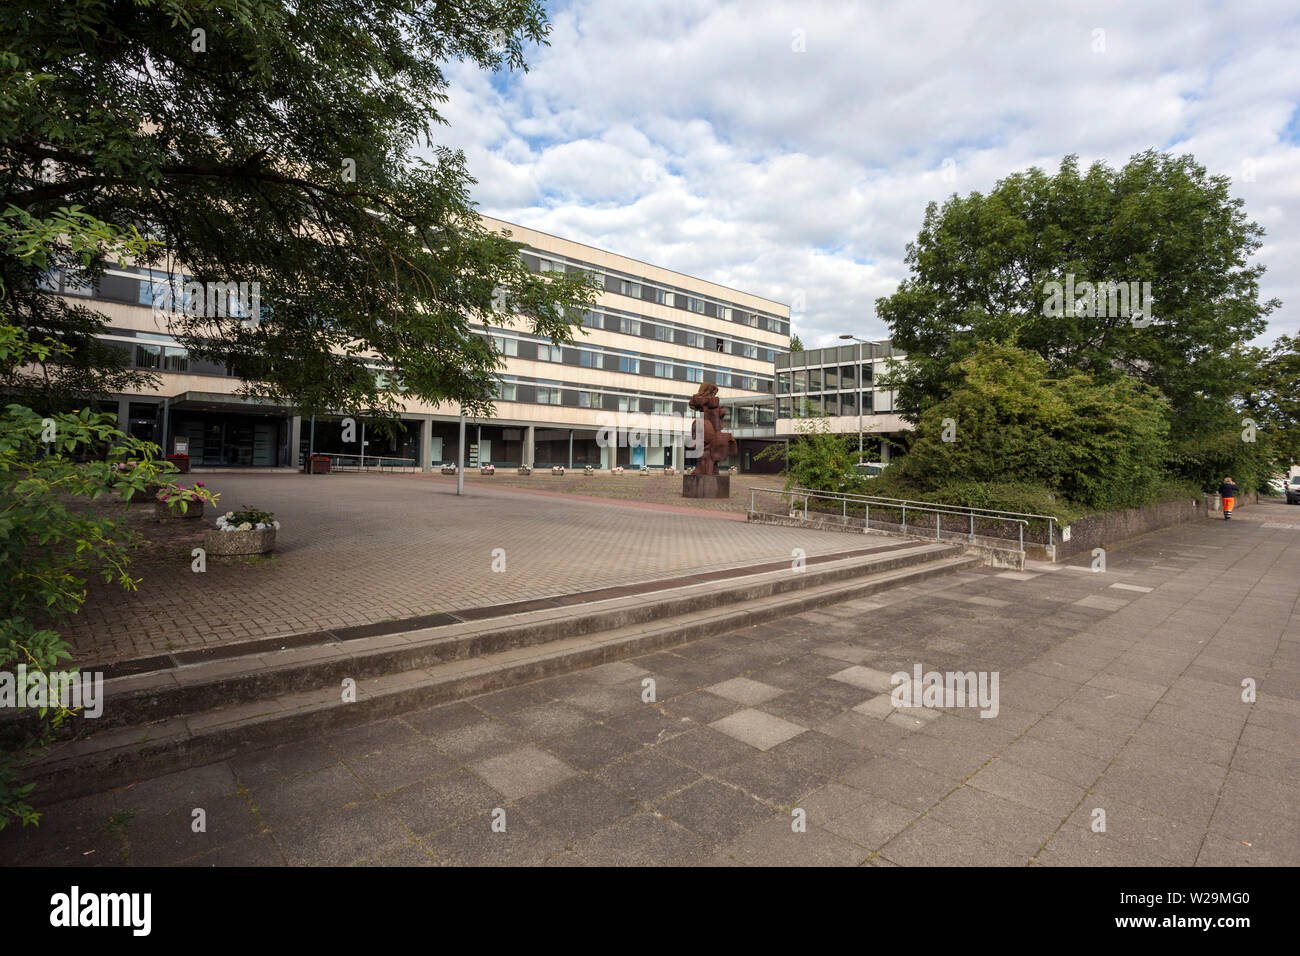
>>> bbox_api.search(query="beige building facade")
[57,216,791,470]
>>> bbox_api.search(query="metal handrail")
[316,452,417,470]
[748,486,1032,552]
[790,486,1061,547]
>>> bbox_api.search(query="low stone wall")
[1054,492,1258,560]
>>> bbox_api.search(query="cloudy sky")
[432,0,1300,348]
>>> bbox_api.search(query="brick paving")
[66,473,862,662]
[10,496,1297,866]
[418,469,790,515]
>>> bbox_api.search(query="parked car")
[850,461,886,478]
[1287,480,1300,505]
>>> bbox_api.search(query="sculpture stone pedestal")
[683,474,730,499]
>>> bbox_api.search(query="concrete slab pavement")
[6,497,1297,866]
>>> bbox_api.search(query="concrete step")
[71,541,961,731]
[22,544,980,799]
[748,510,1034,566]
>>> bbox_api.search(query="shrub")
[757,404,867,494]
[0,335,215,828]
[896,343,1171,513]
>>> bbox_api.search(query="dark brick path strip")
[88,541,921,681]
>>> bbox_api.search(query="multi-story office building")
[49,215,791,471]
[722,341,912,468]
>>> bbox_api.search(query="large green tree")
[0,0,597,417]
[877,151,1278,448]
[1242,334,1300,472]
[895,342,1171,513]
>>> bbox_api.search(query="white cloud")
[425,0,1300,344]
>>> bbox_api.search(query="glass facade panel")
[134,343,161,369]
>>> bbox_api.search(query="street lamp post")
[457,408,465,496]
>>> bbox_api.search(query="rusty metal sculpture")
[688,382,738,476]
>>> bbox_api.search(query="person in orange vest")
[1218,477,1240,520]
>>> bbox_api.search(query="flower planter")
[128,483,164,504]
[583,466,594,476]
[440,465,457,475]
[305,457,331,474]
[517,466,532,476]
[165,454,191,474]
[551,466,565,476]
[204,527,276,556]
[480,465,495,476]
[155,501,205,521]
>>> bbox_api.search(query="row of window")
[718,403,778,428]
[497,379,694,416]
[486,332,770,392]
[575,309,775,360]
[101,338,233,377]
[777,366,873,394]
[527,252,789,337]
[52,263,785,371]
[779,393,878,418]
[105,326,771,401]
[101,334,702,417]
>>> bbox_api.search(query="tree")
[1243,335,1300,472]
[789,333,804,351]
[894,342,1171,513]
[0,206,212,828]
[877,151,1278,447]
[0,0,598,419]
[757,402,860,492]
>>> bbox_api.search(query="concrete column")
[160,398,170,456]
[419,417,433,472]
[568,430,574,469]
[287,415,302,469]
[880,437,891,463]
[116,397,130,431]
[524,425,535,467]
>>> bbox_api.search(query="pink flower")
[195,481,205,488]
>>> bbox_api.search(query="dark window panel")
[97,274,140,304]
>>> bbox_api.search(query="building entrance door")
[174,413,282,466]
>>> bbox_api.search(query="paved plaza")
[68,473,859,662]
[9,497,1297,866]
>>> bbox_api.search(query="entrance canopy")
[168,391,292,417]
